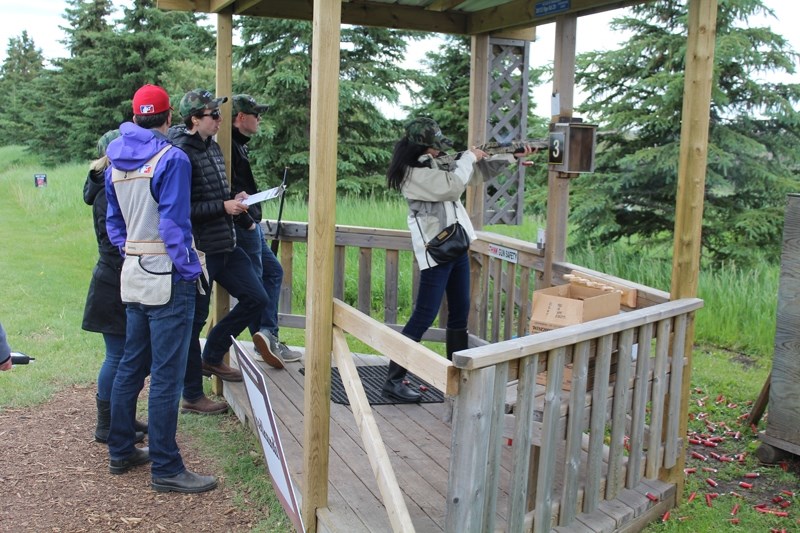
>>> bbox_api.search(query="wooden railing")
[263,220,702,532]
[446,297,703,532]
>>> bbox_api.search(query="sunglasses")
[198,109,222,120]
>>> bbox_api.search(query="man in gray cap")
[230,94,301,369]
[169,89,269,415]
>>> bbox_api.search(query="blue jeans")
[402,252,470,341]
[97,333,125,401]
[183,247,269,402]
[235,223,283,336]
[108,280,195,478]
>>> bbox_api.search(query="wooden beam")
[233,0,260,14]
[156,0,210,12]
[303,0,341,530]
[468,0,645,34]
[542,15,576,289]
[210,9,233,397]
[240,0,469,34]
[466,34,490,232]
[209,0,234,12]
[663,0,717,496]
[427,0,467,12]
[332,299,456,395]
[331,327,415,533]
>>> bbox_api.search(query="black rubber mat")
[299,365,444,405]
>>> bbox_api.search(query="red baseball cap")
[132,84,172,116]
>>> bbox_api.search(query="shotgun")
[270,167,288,255]
[474,139,548,155]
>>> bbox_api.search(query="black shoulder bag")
[415,202,470,265]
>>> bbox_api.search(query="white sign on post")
[232,338,305,533]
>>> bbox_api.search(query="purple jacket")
[105,122,201,282]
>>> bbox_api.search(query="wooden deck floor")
[223,342,674,533]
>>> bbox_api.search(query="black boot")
[446,328,469,361]
[382,360,421,403]
[95,397,145,444]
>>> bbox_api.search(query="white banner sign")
[233,339,305,533]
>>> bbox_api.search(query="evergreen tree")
[0,31,44,144]
[235,18,424,195]
[26,0,215,163]
[571,0,800,265]
[60,0,113,56]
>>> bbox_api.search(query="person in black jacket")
[169,89,269,415]
[230,94,301,369]
[82,130,146,441]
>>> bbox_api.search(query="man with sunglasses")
[230,94,301,369]
[169,89,269,415]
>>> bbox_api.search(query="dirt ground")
[0,384,263,532]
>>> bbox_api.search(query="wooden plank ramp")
[224,342,460,532]
[223,341,674,533]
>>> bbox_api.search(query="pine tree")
[570,0,800,265]
[0,31,45,144]
[25,0,215,163]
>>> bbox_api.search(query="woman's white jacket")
[401,150,514,270]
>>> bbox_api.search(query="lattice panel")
[484,38,530,226]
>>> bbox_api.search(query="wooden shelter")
[157,1,717,531]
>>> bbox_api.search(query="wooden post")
[664,0,718,493]
[466,34,490,231]
[542,15,576,288]
[445,367,496,532]
[467,34,490,335]
[211,10,233,395]
[303,0,341,530]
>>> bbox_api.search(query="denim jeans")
[108,280,195,478]
[183,246,269,402]
[96,333,125,401]
[402,252,470,341]
[235,223,283,336]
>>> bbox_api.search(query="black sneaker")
[109,447,151,475]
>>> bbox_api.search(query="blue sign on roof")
[535,0,571,17]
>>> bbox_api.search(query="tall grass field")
[0,145,784,531]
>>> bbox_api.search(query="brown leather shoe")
[181,396,229,415]
[201,360,243,382]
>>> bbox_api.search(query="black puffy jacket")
[169,126,235,255]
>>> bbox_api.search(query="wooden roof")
[158,0,648,34]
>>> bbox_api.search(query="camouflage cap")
[96,129,121,158]
[404,117,453,151]
[179,88,228,118]
[232,94,269,116]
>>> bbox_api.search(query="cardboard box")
[529,283,621,334]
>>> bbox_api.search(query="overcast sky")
[2,0,798,118]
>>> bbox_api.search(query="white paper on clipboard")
[242,185,284,206]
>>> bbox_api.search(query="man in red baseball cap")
[104,83,218,493]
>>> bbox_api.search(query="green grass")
[0,146,787,531]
